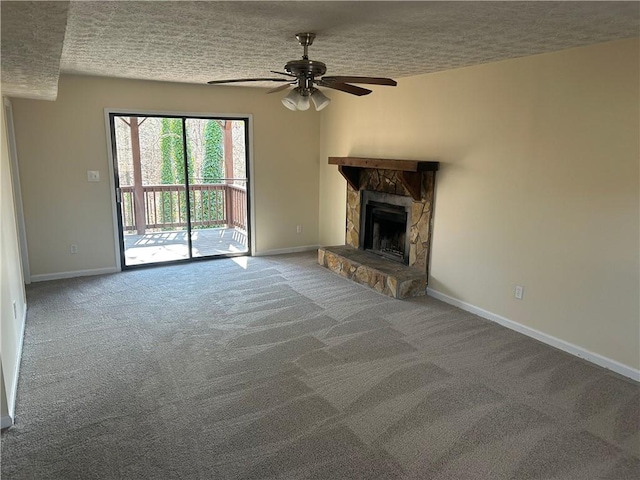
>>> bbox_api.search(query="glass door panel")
[186,118,249,258]
[113,115,190,266]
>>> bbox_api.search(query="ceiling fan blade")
[270,70,297,78]
[267,83,294,94]
[207,78,291,85]
[321,76,397,86]
[318,81,372,96]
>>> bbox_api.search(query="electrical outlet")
[296,225,303,234]
[70,244,78,254]
[515,285,524,300]
[87,170,100,182]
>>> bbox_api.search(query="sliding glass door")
[109,114,250,268]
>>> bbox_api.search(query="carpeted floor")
[1,252,639,479]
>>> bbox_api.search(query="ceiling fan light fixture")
[311,89,331,111]
[282,89,300,110]
[296,92,311,111]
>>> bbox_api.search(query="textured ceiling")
[2,1,639,100]
[1,1,69,100]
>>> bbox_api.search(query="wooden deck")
[123,227,248,266]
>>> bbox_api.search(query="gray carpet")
[1,252,639,479]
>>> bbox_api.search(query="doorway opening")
[109,114,251,268]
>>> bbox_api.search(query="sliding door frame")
[104,108,255,271]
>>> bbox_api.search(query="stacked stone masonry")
[345,169,435,271]
[318,246,427,299]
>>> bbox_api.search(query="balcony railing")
[120,181,247,234]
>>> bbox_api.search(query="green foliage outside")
[158,118,193,227]
[201,120,224,224]
[170,119,194,184]
[158,118,224,229]
[170,119,193,223]
[160,119,174,225]
[202,120,224,182]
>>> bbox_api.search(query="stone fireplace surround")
[319,157,438,298]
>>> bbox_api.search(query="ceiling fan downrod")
[295,32,315,59]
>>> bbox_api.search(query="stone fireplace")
[319,157,439,298]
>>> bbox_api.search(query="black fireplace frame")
[359,190,413,265]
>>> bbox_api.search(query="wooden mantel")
[328,157,439,201]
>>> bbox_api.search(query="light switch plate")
[87,170,100,182]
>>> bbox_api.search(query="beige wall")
[319,39,640,370]
[11,75,320,276]
[1,98,27,421]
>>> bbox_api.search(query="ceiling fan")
[207,33,397,111]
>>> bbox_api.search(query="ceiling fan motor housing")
[285,59,327,93]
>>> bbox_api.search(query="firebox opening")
[359,190,412,265]
[367,204,407,262]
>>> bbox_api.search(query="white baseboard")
[254,245,320,257]
[30,267,118,282]
[427,288,640,382]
